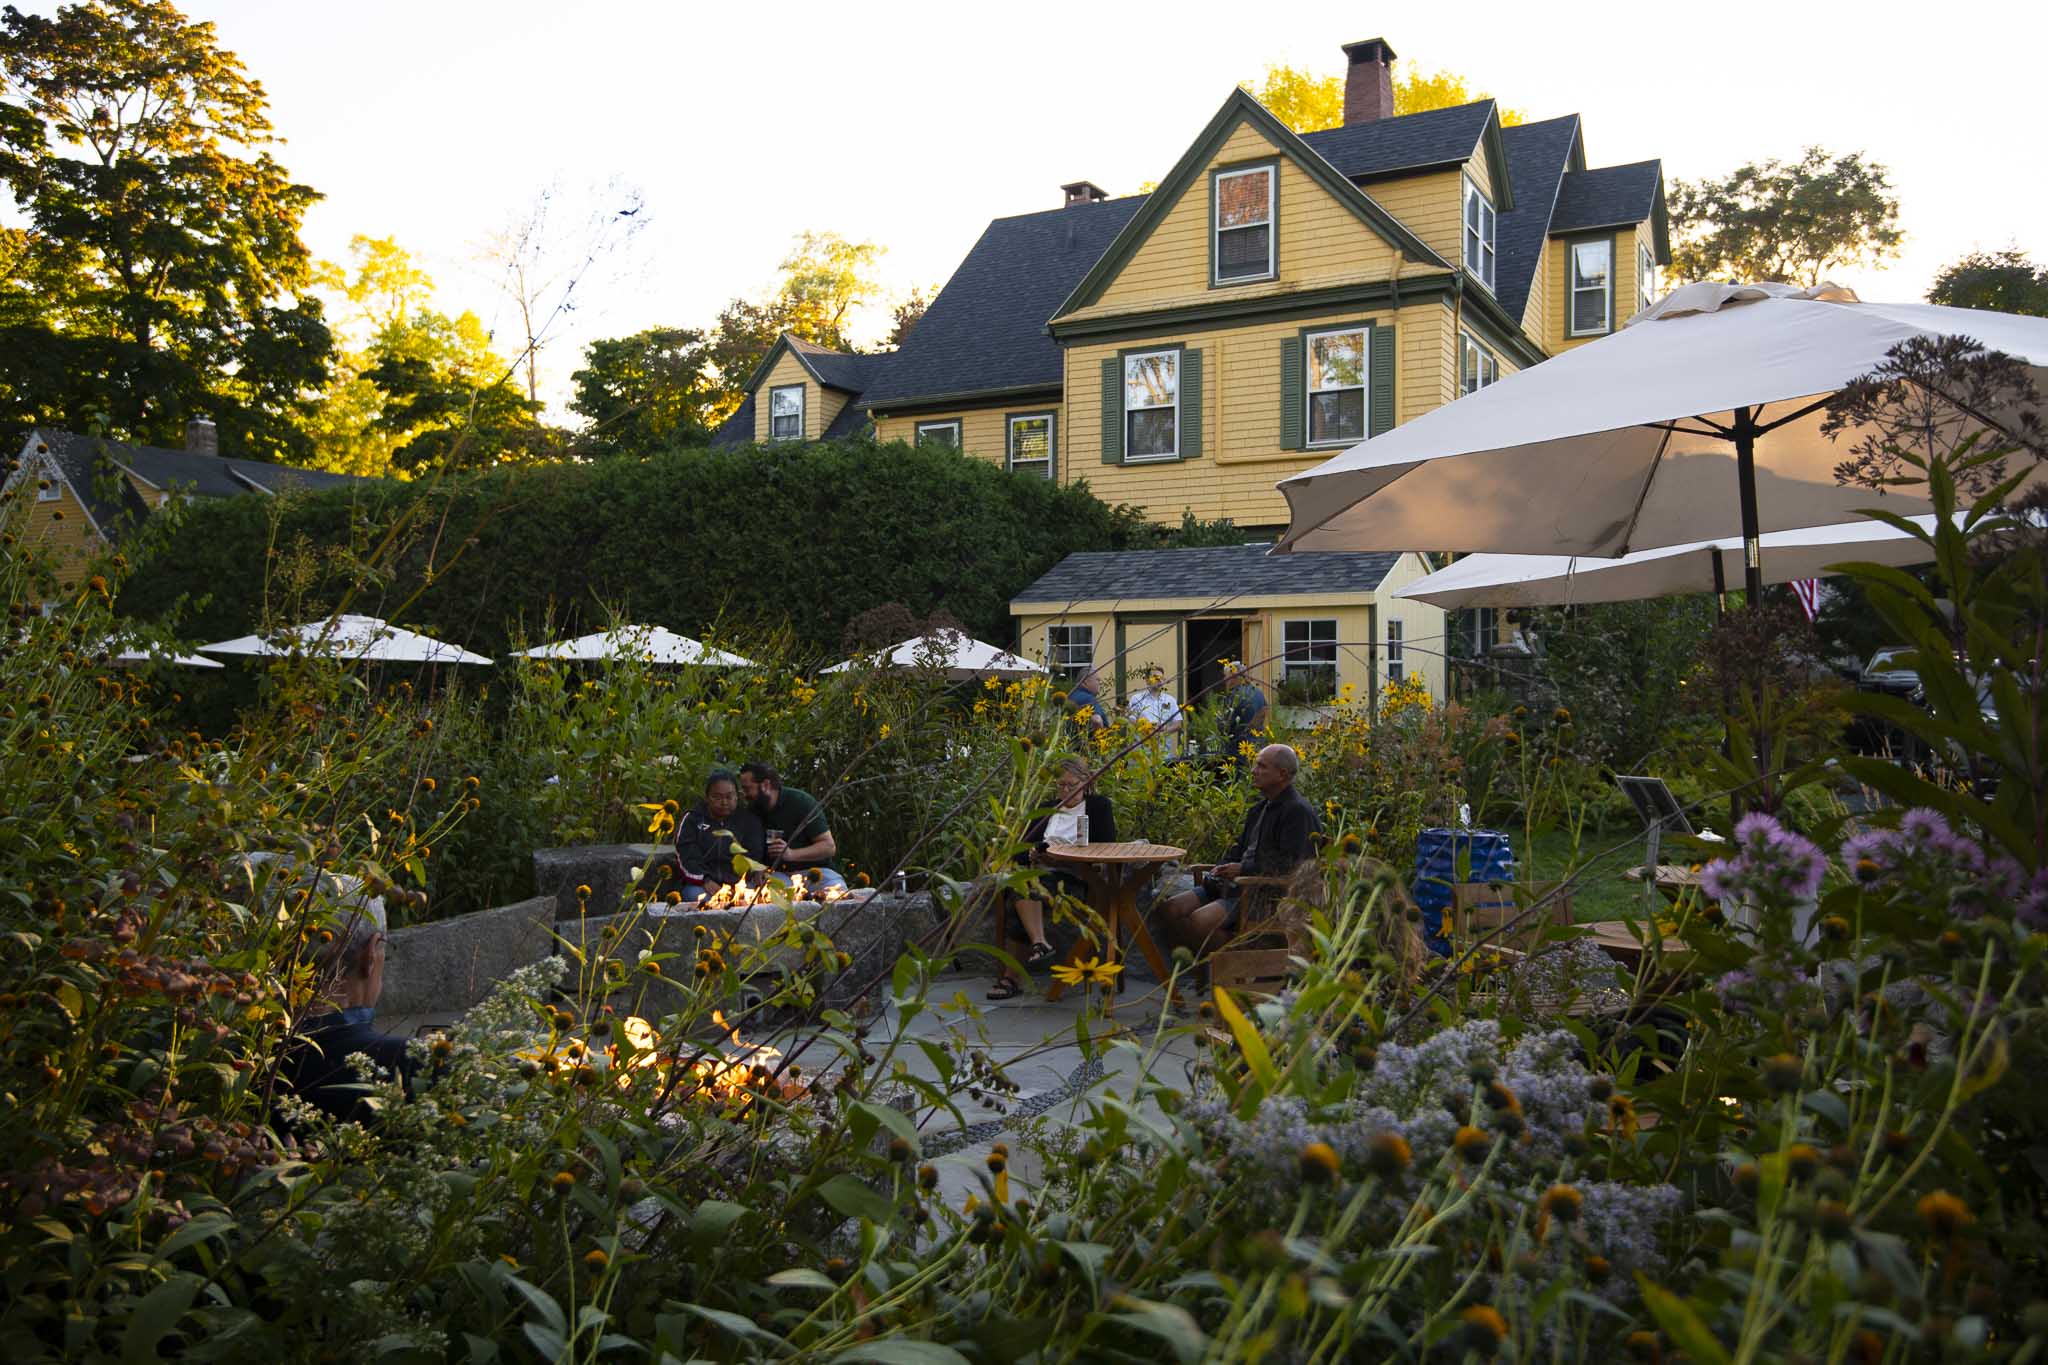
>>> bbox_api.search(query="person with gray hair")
[275,894,414,1123]
[1158,743,1319,957]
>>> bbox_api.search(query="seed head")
[1539,1183,1583,1223]
[1917,1189,1972,1240]
[1366,1132,1411,1177]
[1453,1125,1492,1162]
[1458,1305,1508,1355]
[1299,1141,1341,1184]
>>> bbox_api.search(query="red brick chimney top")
[1341,37,1397,126]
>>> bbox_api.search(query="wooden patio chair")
[1208,873,1303,1003]
[1449,880,1575,954]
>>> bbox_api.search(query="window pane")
[1572,289,1607,333]
[1216,169,1270,228]
[1010,416,1049,460]
[1216,224,1270,279]
[1572,240,1610,290]
[1310,331,1364,390]
[770,388,801,418]
[1127,407,1177,459]
[1124,352,1177,409]
[1308,389,1365,444]
[917,423,959,449]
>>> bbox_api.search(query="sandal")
[986,977,1022,1001]
[1024,941,1057,970]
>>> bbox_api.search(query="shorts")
[1201,877,1242,928]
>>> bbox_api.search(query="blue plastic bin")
[1412,828,1517,956]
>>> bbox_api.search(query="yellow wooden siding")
[816,386,851,437]
[1064,123,1405,323]
[1061,297,1456,525]
[119,469,167,507]
[8,479,107,587]
[1365,169,1467,276]
[752,351,820,442]
[1520,239,1551,348]
[1373,553,1448,702]
[873,407,1035,470]
[1014,613,1111,676]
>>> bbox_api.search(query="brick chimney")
[1342,37,1397,125]
[184,417,218,455]
[1061,179,1109,208]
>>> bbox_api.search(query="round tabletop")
[1040,840,1186,865]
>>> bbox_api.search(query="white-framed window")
[1386,618,1405,683]
[1045,624,1094,680]
[1007,413,1053,479]
[1569,238,1613,337]
[1637,241,1658,315]
[1282,618,1339,700]
[1122,349,1179,461]
[1305,328,1367,447]
[768,384,805,441]
[35,461,61,502]
[1212,165,1275,284]
[1459,331,1499,396]
[914,419,961,450]
[1462,177,1496,292]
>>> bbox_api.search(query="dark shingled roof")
[857,196,1145,409]
[36,428,371,501]
[1012,543,1404,605]
[1552,160,1663,233]
[711,394,754,447]
[1299,100,1493,180]
[1493,114,1582,322]
[32,430,153,540]
[785,337,879,394]
[821,400,872,440]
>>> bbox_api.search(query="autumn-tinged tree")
[568,326,715,458]
[0,0,332,459]
[363,309,545,473]
[303,235,436,477]
[1241,61,1525,133]
[886,285,934,350]
[1927,248,2048,317]
[701,230,887,421]
[1668,148,1903,287]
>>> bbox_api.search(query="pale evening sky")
[22,0,2048,418]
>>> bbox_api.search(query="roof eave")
[863,381,1063,416]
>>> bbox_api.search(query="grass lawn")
[1517,825,1664,923]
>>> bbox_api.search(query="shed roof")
[1012,543,1405,606]
[710,394,754,447]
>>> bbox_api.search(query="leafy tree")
[363,310,546,473]
[303,234,436,477]
[1927,248,2048,317]
[0,0,333,460]
[703,296,785,424]
[886,285,933,350]
[701,231,887,421]
[1668,147,1902,287]
[1241,62,1524,134]
[567,326,715,458]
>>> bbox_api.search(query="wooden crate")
[1210,947,1296,1002]
[1450,881,1575,953]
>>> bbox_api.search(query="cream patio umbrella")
[516,625,752,667]
[1393,515,1941,610]
[1275,283,2048,601]
[199,614,492,665]
[821,629,1044,681]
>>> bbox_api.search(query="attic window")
[1460,331,1499,396]
[914,420,961,450]
[769,384,805,441]
[1462,177,1496,292]
[1569,239,1613,337]
[36,461,61,501]
[1213,166,1275,284]
[1637,241,1658,315]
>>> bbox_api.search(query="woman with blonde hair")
[988,757,1117,1001]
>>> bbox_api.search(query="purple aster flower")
[1899,808,1952,845]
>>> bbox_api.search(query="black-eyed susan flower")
[1454,1126,1492,1162]
[1917,1189,1972,1240]
[1299,1142,1340,1184]
[1459,1304,1508,1355]
[1366,1132,1411,1177]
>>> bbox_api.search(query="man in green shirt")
[738,762,847,893]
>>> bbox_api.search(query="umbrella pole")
[1735,409,1765,605]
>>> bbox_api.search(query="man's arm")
[783,829,837,866]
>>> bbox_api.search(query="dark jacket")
[1022,792,1117,858]
[674,803,768,888]
[1225,784,1319,878]
[276,1006,414,1123]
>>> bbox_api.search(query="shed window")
[1569,239,1613,336]
[1213,166,1275,283]
[768,384,805,441]
[1460,331,1499,396]
[914,420,961,449]
[1462,177,1496,292]
[1637,241,1658,314]
[1386,619,1405,683]
[1045,624,1094,680]
[1007,413,1053,479]
[1123,350,1179,461]
[1306,328,1367,447]
[1282,618,1338,701]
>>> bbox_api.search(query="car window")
[1868,648,1910,671]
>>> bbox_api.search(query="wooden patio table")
[1039,840,1185,1013]
[1624,863,1709,906]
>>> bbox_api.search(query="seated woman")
[990,758,1117,1000]
[673,768,768,904]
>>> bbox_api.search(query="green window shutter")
[1279,335,1305,450]
[1179,348,1202,461]
[1100,357,1122,464]
[1368,324,1397,437]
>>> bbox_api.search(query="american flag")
[1790,578,1822,621]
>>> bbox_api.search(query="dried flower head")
[1366,1132,1411,1177]
[1454,1126,1492,1162]
[1299,1141,1341,1184]
[1459,1305,1508,1355]
[1917,1189,1973,1240]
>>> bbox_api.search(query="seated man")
[738,762,848,892]
[1159,743,1319,958]
[275,900,414,1124]
[673,768,768,903]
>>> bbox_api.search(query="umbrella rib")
[1752,394,1833,437]
[1652,420,1733,439]
[1615,421,1679,555]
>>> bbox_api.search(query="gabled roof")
[783,335,881,394]
[1011,543,1405,606]
[710,394,755,447]
[1493,114,1584,322]
[857,196,1144,410]
[1300,99,1513,209]
[1552,160,1669,257]
[18,430,152,542]
[1050,89,1452,327]
[821,400,872,440]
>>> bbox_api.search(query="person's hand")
[1029,847,1050,867]
[765,836,788,860]
[1214,862,1242,881]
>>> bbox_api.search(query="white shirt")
[1044,806,1086,845]
[1128,686,1183,750]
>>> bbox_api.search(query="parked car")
[1859,645,1921,698]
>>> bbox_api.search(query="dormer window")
[1637,241,1658,314]
[768,383,805,441]
[1569,239,1614,336]
[1213,165,1275,284]
[1462,177,1496,292]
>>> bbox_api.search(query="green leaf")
[1637,1278,1730,1365]
[1213,988,1278,1108]
[816,1174,894,1224]
[671,1303,787,1349]
[766,1268,838,1292]
[832,1341,973,1364]
[505,1275,567,1335]
[850,1100,919,1153]
[1801,1089,1849,1132]
[122,1271,203,1365]
[1108,1299,1208,1365]
[522,1323,569,1361]
[689,1199,746,1251]
[1057,1241,1112,1300]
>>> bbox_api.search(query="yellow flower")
[1078,956,1121,986]
[1049,960,1086,987]
[878,723,891,739]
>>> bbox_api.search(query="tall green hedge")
[120,438,1153,658]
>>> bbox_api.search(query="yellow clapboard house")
[711,37,1670,704]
